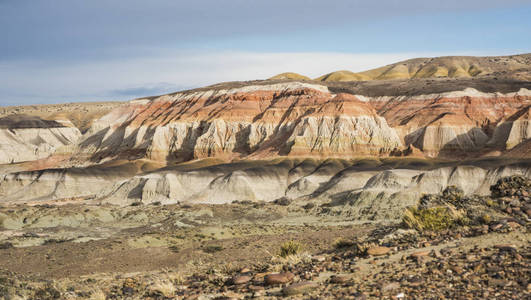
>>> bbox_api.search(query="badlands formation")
[1,75,530,215]
[0,54,530,299]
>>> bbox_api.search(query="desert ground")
[0,54,530,299]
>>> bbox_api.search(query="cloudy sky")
[1,0,530,106]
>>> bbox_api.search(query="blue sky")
[1,0,530,106]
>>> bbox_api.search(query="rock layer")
[2,158,529,223]
[63,82,531,165]
[0,76,530,215]
[0,115,81,164]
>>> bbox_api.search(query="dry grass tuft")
[279,240,303,258]
[89,288,107,300]
[149,278,175,297]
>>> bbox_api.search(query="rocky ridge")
[64,81,531,165]
[277,53,531,82]
[0,77,530,210]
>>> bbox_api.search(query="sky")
[1,0,530,106]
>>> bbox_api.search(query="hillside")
[270,53,531,82]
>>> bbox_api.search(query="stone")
[282,281,318,296]
[494,244,517,252]
[231,275,251,285]
[330,275,351,284]
[312,255,326,262]
[410,251,430,258]
[367,246,391,256]
[264,272,294,285]
[490,223,503,231]
[381,282,400,293]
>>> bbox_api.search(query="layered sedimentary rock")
[0,115,81,164]
[2,158,529,222]
[0,72,530,217]
[365,88,531,157]
[66,82,531,164]
[505,105,531,149]
[70,83,402,164]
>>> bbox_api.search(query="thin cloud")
[0,50,504,105]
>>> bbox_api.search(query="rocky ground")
[0,102,123,134]
[0,176,529,299]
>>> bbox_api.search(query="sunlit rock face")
[71,83,403,163]
[66,83,531,164]
[1,80,530,211]
[366,88,531,157]
[0,115,81,164]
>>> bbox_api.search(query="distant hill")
[270,53,531,82]
[268,72,310,80]
[316,70,370,82]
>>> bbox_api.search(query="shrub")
[402,206,465,231]
[442,185,464,200]
[279,240,303,257]
[203,245,224,253]
[302,203,315,210]
[333,237,354,249]
[480,214,491,224]
[34,284,61,299]
[274,197,292,206]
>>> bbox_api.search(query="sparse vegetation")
[274,197,292,206]
[34,283,61,299]
[89,288,107,300]
[168,245,180,253]
[480,214,491,224]
[333,237,354,249]
[402,206,462,231]
[149,279,175,298]
[279,240,303,257]
[203,245,224,253]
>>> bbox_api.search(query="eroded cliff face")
[0,115,81,164]
[1,80,530,219]
[1,158,529,222]
[70,83,403,164]
[67,82,531,165]
[366,88,531,157]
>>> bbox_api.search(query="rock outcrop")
[0,57,530,216]
[64,82,531,164]
[0,115,81,164]
[368,88,531,157]
[2,158,529,222]
[69,82,403,164]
